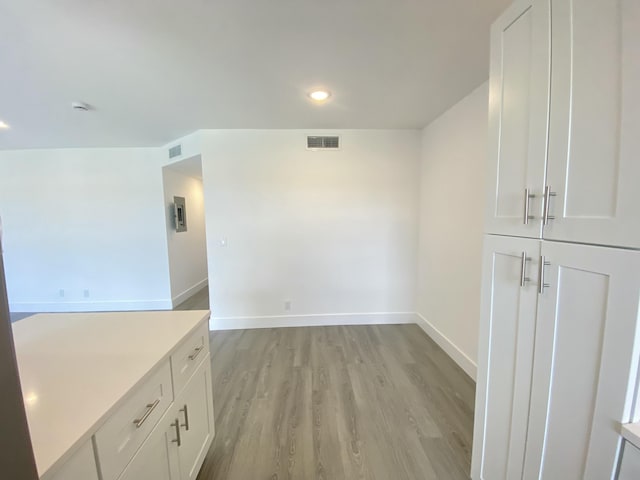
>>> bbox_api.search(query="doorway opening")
[161,155,209,310]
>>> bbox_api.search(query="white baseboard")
[171,278,208,308]
[210,311,415,331]
[211,311,476,381]
[9,299,173,313]
[414,313,477,381]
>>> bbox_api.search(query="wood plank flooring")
[174,286,210,311]
[196,324,475,480]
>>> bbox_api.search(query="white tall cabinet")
[484,0,640,249]
[543,0,640,249]
[473,0,640,479]
[524,242,640,479]
[474,236,539,480]
[484,0,550,240]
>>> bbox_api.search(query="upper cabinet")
[543,0,640,249]
[485,0,550,239]
[486,0,640,249]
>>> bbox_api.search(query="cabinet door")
[94,360,173,480]
[543,0,640,248]
[47,441,99,480]
[177,357,215,480]
[523,242,640,479]
[118,407,181,480]
[472,235,540,480]
[485,0,550,239]
[619,442,640,480]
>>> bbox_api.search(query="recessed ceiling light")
[309,90,331,102]
[72,101,92,111]
[0,120,10,129]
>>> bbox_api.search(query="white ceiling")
[0,0,509,149]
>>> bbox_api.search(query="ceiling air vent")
[168,144,182,159]
[307,135,340,150]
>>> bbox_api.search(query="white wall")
[0,148,172,312]
[416,82,489,379]
[162,162,208,306]
[0,112,487,376]
[198,130,420,328]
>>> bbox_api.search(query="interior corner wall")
[0,148,172,312]
[416,82,489,380]
[162,165,208,307]
[199,129,421,328]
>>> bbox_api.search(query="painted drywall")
[162,162,208,306]
[0,148,172,312]
[416,82,489,379]
[198,130,420,326]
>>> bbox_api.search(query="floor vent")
[168,144,182,159]
[307,136,340,150]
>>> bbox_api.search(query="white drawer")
[46,440,98,480]
[171,322,210,396]
[94,360,173,480]
[619,441,640,480]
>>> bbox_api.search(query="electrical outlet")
[284,300,292,311]
[84,289,90,298]
[59,289,65,297]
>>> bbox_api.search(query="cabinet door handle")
[523,189,535,225]
[188,345,204,361]
[520,252,530,287]
[133,398,160,428]
[171,418,182,447]
[180,404,190,431]
[543,186,557,225]
[538,255,551,294]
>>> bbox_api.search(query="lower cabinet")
[619,442,640,480]
[176,355,215,480]
[524,242,640,479]
[473,237,640,479]
[48,441,99,480]
[472,235,540,480]
[117,356,215,480]
[95,360,174,480]
[117,407,181,480]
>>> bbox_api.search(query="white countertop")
[622,422,640,449]
[12,310,210,479]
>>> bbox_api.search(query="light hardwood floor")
[194,320,475,480]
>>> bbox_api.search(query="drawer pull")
[132,398,160,428]
[180,404,190,431]
[171,418,182,447]
[188,345,204,361]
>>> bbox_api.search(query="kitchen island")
[12,310,214,480]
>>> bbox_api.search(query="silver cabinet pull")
[180,404,190,431]
[171,418,182,447]
[523,189,535,224]
[520,252,530,287]
[543,186,557,225]
[188,345,204,361]
[538,255,551,294]
[133,398,160,428]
